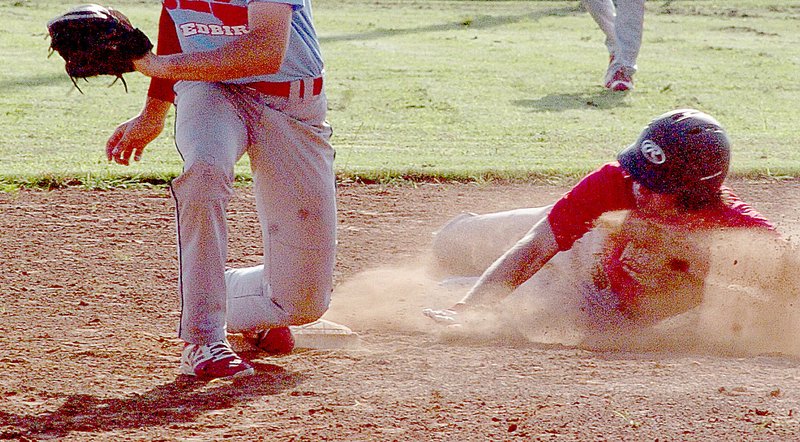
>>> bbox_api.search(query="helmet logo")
[640,140,666,164]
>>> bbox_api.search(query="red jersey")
[147,6,182,103]
[547,162,775,318]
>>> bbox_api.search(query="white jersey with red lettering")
[161,0,323,82]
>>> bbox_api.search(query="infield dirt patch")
[2,179,799,440]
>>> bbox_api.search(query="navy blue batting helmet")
[618,109,731,196]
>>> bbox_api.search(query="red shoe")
[255,327,295,355]
[180,340,255,379]
[606,67,634,92]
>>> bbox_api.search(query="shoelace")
[191,341,243,365]
[208,342,238,360]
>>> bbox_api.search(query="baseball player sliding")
[106,0,335,380]
[582,0,645,91]
[424,109,777,333]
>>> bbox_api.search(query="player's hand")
[106,114,163,165]
[107,98,170,166]
[422,307,461,325]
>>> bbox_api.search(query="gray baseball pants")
[170,79,336,344]
[582,0,646,73]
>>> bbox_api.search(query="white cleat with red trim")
[180,340,255,380]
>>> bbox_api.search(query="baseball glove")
[47,4,153,92]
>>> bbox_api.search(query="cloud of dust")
[520,230,800,357]
[324,253,466,333]
[620,231,800,357]
[329,227,800,358]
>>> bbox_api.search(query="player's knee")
[171,162,234,203]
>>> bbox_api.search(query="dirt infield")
[2,179,800,441]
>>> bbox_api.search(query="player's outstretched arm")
[106,96,171,166]
[424,217,560,325]
[460,217,559,305]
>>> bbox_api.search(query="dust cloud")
[623,231,800,357]
[327,226,800,358]
[324,253,464,334]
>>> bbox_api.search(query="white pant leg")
[432,206,553,276]
[582,0,617,57]
[612,0,645,72]
[225,88,336,333]
[171,81,249,344]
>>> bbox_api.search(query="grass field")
[1,0,798,187]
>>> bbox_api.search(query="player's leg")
[170,81,248,345]
[171,81,255,378]
[432,206,553,276]
[223,264,298,354]
[225,85,336,334]
[581,0,617,58]
[613,0,645,71]
[606,0,645,90]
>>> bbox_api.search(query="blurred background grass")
[1,0,798,187]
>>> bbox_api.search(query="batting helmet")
[617,109,731,197]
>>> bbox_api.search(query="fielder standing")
[424,109,776,331]
[582,0,645,91]
[106,0,335,380]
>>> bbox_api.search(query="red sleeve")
[547,162,637,250]
[147,6,181,103]
[717,187,776,231]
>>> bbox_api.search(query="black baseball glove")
[47,4,153,92]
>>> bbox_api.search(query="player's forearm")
[458,218,559,307]
[140,95,172,123]
[137,1,292,83]
[136,27,288,81]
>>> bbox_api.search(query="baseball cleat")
[605,68,634,92]
[255,327,296,355]
[180,340,255,380]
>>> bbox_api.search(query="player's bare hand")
[107,98,170,166]
[106,114,162,165]
[422,308,462,325]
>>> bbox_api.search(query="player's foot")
[255,326,295,355]
[180,340,255,379]
[605,67,634,92]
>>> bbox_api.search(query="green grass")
[1,0,799,188]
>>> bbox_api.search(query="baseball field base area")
[3,180,800,440]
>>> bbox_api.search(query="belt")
[245,76,323,98]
